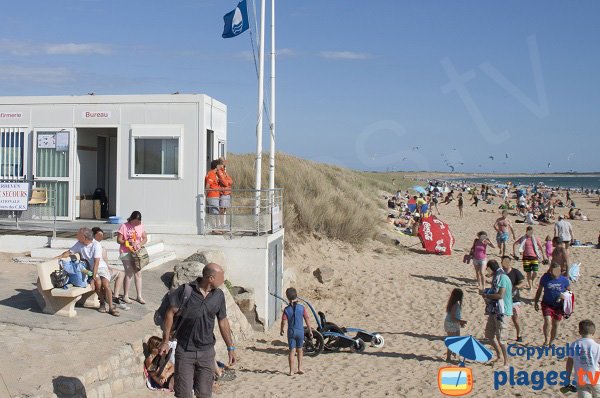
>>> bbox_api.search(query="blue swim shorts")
[287,330,304,349]
[496,232,510,243]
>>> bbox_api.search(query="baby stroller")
[271,293,384,357]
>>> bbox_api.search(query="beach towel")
[568,263,581,283]
[561,291,574,319]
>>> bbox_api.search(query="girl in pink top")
[545,235,554,260]
[469,231,495,290]
[117,211,148,304]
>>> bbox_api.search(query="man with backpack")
[158,263,236,398]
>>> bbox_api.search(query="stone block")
[84,368,99,385]
[131,342,144,355]
[86,388,98,398]
[313,266,334,284]
[109,355,120,370]
[230,286,255,313]
[118,345,134,359]
[97,383,112,398]
[171,261,204,288]
[97,362,111,381]
[111,378,124,395]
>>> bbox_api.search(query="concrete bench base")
[36,279,99,317]
[36,260,100,317]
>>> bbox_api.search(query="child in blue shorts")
[280,287,313,376]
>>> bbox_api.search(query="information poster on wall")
[37,133,56,149]
[271,205,283,233]
[0,183,29,211]
[56,131,70,152]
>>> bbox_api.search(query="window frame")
[129,124,184,179]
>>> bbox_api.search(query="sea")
[449,176,600,190]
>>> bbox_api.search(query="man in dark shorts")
[501,256,526,342]
[554,215,574,251]
[159,263,236,398]
[513,226,548,290]
[534,263,570,347]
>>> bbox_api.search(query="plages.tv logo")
[438,366,474,396]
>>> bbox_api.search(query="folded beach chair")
[568,263,581,283]
[407,203,417,213]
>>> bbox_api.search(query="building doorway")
[75,127,117,219]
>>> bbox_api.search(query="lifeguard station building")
[0,94,227,233]
[0,94,284,329]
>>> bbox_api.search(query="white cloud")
[319,51,371,60]
[44,43,112,55]
[278,48,297,57]
[0,65,73,85]
[0,39,112,56]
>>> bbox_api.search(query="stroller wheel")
[350,338,366,353]
[371,334,385,348]
[303,329,324,357]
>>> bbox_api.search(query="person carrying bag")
[117,211,148,304]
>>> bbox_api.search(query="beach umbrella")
[445,335,493,366]
[412,185,427,194]
[417,215,455,255]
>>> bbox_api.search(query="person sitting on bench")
[56,227,119,316]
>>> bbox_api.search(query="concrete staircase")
[29,235,177,271]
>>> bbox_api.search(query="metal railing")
[201,188,284,235]
[0,178,58,237]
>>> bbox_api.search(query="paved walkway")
[0,254,175,397]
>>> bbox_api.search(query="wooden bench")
[36,260,99,317]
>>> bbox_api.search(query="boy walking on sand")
[566,320,600,398]
[280,288,312,376]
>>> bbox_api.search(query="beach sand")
[216,193,600,398]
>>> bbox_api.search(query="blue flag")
[222,0,249,38]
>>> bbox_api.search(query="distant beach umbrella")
[412,185,427,194]
[445,335,493,365]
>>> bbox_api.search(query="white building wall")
[118,102,200,233]
[0,94,227,234]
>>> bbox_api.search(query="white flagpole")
[268,0,276,197]
[255,0,266,214]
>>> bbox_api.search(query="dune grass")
[227,153,410,245]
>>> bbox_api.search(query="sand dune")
[218,193,600,398]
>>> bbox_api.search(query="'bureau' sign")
[82,111,112,119]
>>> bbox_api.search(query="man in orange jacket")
[216,158,233,228]
[205,160,221,228]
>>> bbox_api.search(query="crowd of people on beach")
[439,184,598,396]
[387,180,599,396]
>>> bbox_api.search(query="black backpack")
[154,284,193,338]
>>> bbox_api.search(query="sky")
[0,0,599,173]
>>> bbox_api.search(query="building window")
[130,125,183,178]
[134,138,178,175]
[0,128,26,179]
[218,141,226,158]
